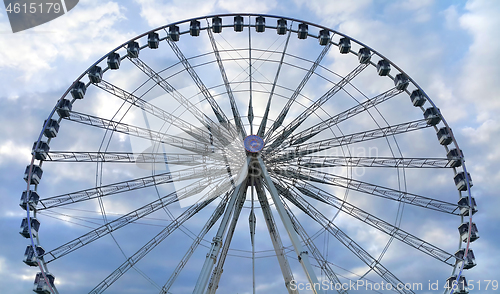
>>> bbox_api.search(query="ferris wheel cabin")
[423,107,441,126]
[394,73,409,91]
[410,89,426,107]
[88,66,103,83]
[56,99,72,118]
[20,217,40,238]
[148,32,160,48]
[338,37,351,54]
[319,29,330,46]
[458,196,477,216]
[446,275,468,294]
[376,59,391,76]
[32,141,49,161]
[256,16,265,32]
[455,248,476,270]
[437,127,452,145]
[459,222,479,243]
[454,172,472,191]
[70,81,86,100]
[24,245,45,267]
[298,23,308,39]
[277,18,287,35]
[447,148,463,168]
[169,25,180,41]
[234,15,244,32]
[127,41,140,58]
[190,20,200,36]
[212,17,222,33]
[24,165,43,185]
[107,52,121,70]
[42,119,59,138]
[33,272,55,294]
[20,190,40,211]
[358,48,371,64]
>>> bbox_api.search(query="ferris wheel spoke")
[283,155,454,168]
[265,62,370,151]
[274,87,404,152]
[264,32,334,142]
[165,37,236,134]
[271,165,460,215]
[63,110,228,156]
[94,79,224,147]
[278,177,457,265]
[128,57,235,144]
[206,182,248,294]
[267,119,432,163]
[41,176,225,264]
[253,178,298,294]
[273,180,415,294]
[37,166,229,210]
[42,151,231,166]
[257,23,293,138]
[89,183,226,294]
[206,20,247,139]
[276,184,347,293]
[159,187,234,294]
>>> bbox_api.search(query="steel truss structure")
[23,13,476,294]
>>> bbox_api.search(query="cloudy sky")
[1,0,499,293]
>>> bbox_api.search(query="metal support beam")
[192,158,250,294]
[257,156,323,294]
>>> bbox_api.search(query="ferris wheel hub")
[244,135,265,153]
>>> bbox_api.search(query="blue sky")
[1,0,499,293]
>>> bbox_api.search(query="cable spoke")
[38,166,229,210]
[41,177,228,263]
[159,186,234,294]
[264,32,334,141]
[285,155,454,168]
[265,62,369,151]
[275,87,403,151]
[89,179,232,294]
[165,36,236,135]
[273,179,415,294]
[128,57,235,145]
[257,22,293,138]
[279,176,457,265]
[206,20,246,138]
[271,165,461,215]
[43,151,229,166]
[94,79,223,147]
[63,110,227,156]
[268,119,432,163]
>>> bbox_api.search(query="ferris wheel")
[22,13,478,294]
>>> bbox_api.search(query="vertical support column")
[192,158,250,294]
[257,156,323,294]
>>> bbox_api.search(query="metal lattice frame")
[24,13,476,294]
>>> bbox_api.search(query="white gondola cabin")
[56,99,72,118]
[458,196,477,216]
[446,275,468,294]
[20,190,40,211]
[212,17,222,33]
[256,16,265,32]
[394,73,409,90]
[338,37,351,54]
[24,165,43,185]
[148,32,159,48]
[424,107,441,126]
[33,272,55,294]
[298,23,308,39]
[459,222,479,243]
[20,217,40,238]
[410,89,426,107]
[437,127,452,145]
[377,59,390,76]
[454,172,472,191]
[277,18,287,35]
[169,25,180,41]
[32,141,49,161]
[107,52,120,70]
[358,47,371,64]
[319,29,330,46]
[234,15,243,32]
[70,81,86,99]
[88,66,103,83]
[127,41,140,58]
[455,248,476,269]
[43,119,59,138]
[190,20,200,36]
[447,149,463,168]
[24,245,45,266]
